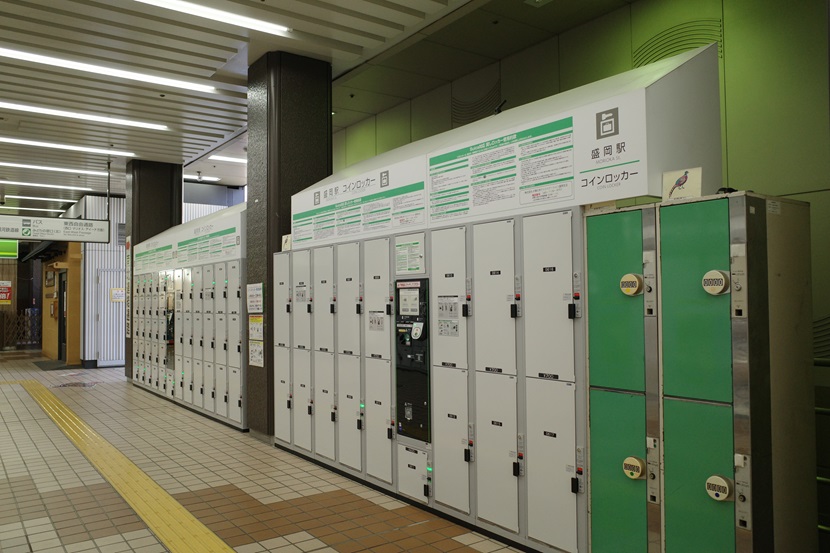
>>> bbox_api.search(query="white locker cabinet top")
[183,268,193,313]
[473,220,517,376]
[292,250,312,350]
[313,247,335,353]
[363,238,391,360]
[336,242,361,356]
[273,346,292,444]
[273,253,291,348]
[523,212,575,383]
[430,227,468,370]
[228,261,242,314]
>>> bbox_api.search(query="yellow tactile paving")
[1,379,234,553]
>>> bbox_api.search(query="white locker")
[526,380,577,552]
[229,367,242,423]
[365,357,393,484]
[336,242,361,356]
[138,317,145,339]
[183,268,192,312]
[166,368,175,397]
[228,261,242,314]
[312,247,335,353]
[150,360,159,390]
[433,367,470,514]
[173,355,184,400]
[214,314,227,366]
[215,364,228,418]
[203,362,215,412]
[151,341,159,367]
[151,318,159,342]
[431,227,468,370]
[203,264,215,313]
[183,313,193,358]
[397,445,429,504]
[313,351,335,461]
[522,213,575,383]
[215,262,227,314]
[475,372,519,532]
[274,346,292,444]
[292,348,312,451]
[363,238,391,360]
[193,359,204,408]
[473,220,517,375]
[192,266,203,313]
[273,253,291,348]
[183,357,193,404]
[337,354,362,471]
[292,250,312,350]
[174,269,183,312]
[228,314,241,368]
[193,314,203,360]
[174,313,183,357]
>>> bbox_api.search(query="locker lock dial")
[619,274,644,296]
[622,456,646,480]
[705,475,734,501]
[702,270,730,295]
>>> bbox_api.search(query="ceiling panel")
[369,39,495,81]
[482,0,632,35]
[342,65,447,99]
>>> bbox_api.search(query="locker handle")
[286,304,292,313]
[211,390,215,399]
[330,303,336,314]
[307,405,313,415]
[510,304,518,318]
[462,304,469,318]
[237,290,241,298]
[237,344,241,353]
[189,338,192,345]
[238,399,242,407]
[387,428,394,440]
[307,304,313,314]
[211,341,215,349]
[200,339,203,347]
[512,462,520,477]
[179,337,183,344]
[567,303,576,320]
[571,477,579,494]
[331,411,336,422]
[385,304,392,316]
[224,394,228,403]
[423,484,430,498]
[357,419,363,430]
[464,449,471,463]
[287,399,292,409]
[224,343,227,351]
[189,383,193,391]
[356,304,362,315]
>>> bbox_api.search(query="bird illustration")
[669,171,689,198]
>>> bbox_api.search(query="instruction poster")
[395,234,424,275]
[248,340,264,367]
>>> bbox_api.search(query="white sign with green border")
[0,215,110,243]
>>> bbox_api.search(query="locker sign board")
[0,215,110,243]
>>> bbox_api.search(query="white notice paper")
[247,283,264,313]
[249,340,264,367]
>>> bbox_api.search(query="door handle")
[510,304,518,318]
[331,412,337,422]
[513,462,520,477]
[387,428,394,440]
[357,419,362,430]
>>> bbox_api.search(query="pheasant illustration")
[669,170,689,198]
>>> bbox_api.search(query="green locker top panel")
[663,399,735,553]
[587,210,646,392]
[589,389,648,553]
[660,199,733,403]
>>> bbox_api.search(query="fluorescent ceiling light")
[0,161,108,176]
[0,205,65,213]
[133,0,290,35]
[0,47,215,94]
[184,174,220,182]
[0,101,168,131]
[0,179,92,191]
[7,195,76,203]
[209,155,246,164]
[0,136,134,157]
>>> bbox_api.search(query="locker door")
[365,357,393,484]
[203,362,215,412]
[663,399,734,553]
[273,253,291,348]
[364,238,391,360]
[589,389,648,553]
[292,250,312,350]
[336,243,361,356]
[193,314,203,359]
[430,227,468,370]
[166,368,176,397]
[660,200,732,403]
[192,266,203,314]
[183,314,193,358]
[215,262,227,314]
[193,359,204,408]
[523,212,575,383]
[174,269,183,312]
[151,318,158,342]
[174,355,184,400]
[228,261,241,314]
[228,315,241,368]
[586,210,647,391]
[203,314,214,363]
[215,315,227,367]
[312,247,335,353]
[526,380,577,552]
[229,367,242,423]
[313,351,335,461]
[274,347,292,444]
[337,354,361,471]
[215,364,228,417]
[293,348,312,452]
[183,357,193,404]
[397,446,429,504]
[203,264,215,314]
[174,313,183,357]
[473,220,516,375]
[475,372,518,532]
[183,268,192,313]
[433,367,470,514]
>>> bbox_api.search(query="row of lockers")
[273,210,585,553]
[132,262,244,315]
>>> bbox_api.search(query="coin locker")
[313,350,335,461]
[228,261,241,314]
[292,250,312,350]
[203,264,214,314]
[337,353,361,471]
[215,364,228,418]
[312,247,335,353]
[363,238,391,360]
[365,356,393,484]
[432,366,469,514]
[293,348,312,452]
[335,242,361,356]
[215,262,227,314]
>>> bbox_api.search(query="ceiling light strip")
[0,179,92,192]
[7,195,76,203]
[0,162,108,176]
[0,137,134,157]
[0,206,65,213]
[133,0,290,35]
[208,155,246,164]
[0,101,168,131]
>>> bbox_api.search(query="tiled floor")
[0,352,517,553]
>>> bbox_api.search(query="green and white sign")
[0,215,110,243]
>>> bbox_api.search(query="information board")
[0,215,110,243]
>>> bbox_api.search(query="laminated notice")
[369,311,385,331]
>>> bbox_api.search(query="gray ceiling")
[0,0,629,216]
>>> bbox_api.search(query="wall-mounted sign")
[0,280,12,305]
[110,288,126,302]
[0,240,18,259]
[0,215,110,243]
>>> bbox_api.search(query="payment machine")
[395,278,430,443]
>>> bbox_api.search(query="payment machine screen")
[399,289,420,316]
